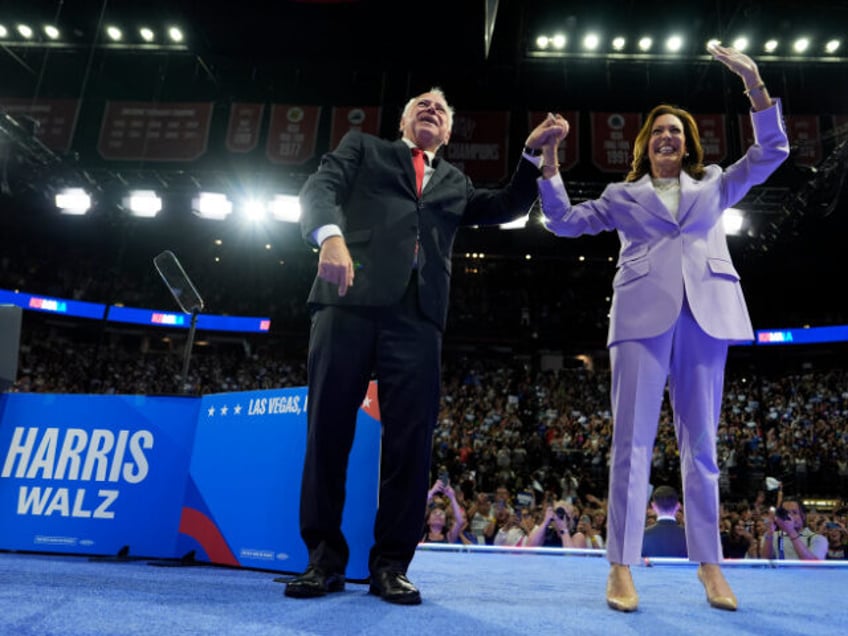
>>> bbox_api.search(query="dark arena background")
[1,1,847,634]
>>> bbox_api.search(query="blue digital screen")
[755,325,848,345]
[106,305,271,333]
[0,288,107,320]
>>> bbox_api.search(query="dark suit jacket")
[299,130,539,330]
[642,519,688,558]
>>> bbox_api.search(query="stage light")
[825,39,840,54]
[241,199,267,222]
[583,33,600,51]
[706,38,721,50]
[106,26,123,41]
[732,36,749,52]
[269,194,301,223]
[764,39,778,53]
[16,24,33,39]
[723,208,745,235]
[167,27,184,43]
[666,35,683,52]
[55,188,92,215]
[612,36,626,51]
[123,190,162,218]
[43,25,59,40]
[139,27,155,42]
[536,35,549,49]
[551,34,566,49]
[638,36,653,52]
[793,37,810,53]
[192,192,232,220]
[0,25,7,38]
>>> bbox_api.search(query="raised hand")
[707,42,760,85]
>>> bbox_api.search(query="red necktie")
[411,147,426,197]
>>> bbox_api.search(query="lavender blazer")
[539,101,790,346]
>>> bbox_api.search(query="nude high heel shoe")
[606,563,639,612]
[697,564,738,611]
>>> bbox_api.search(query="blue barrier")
[0,383,381,579]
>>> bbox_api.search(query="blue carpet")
[0,549,845,635]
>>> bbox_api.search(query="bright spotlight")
[241,199,267,222]
[16,24,33,39]
[612,36,626,51]
[106,26,122,41]
[536,35,549,49]
[269,195,301,223]
[43,25,60,40]
[722,208,745,235]
[706,38,721,50]
[124,190,162,218]
[638,36,653,52]
[764,39,778,53]
[0,25,7,38]
[552,34,566,49]
[732,37,749,52]
[666,35,683,52]
[55,188,92,215]
[139,27,155,42]
[583,33,600,51]
[192,192,232,220]
[825,39,840,54]
[167,26,184,43]
[793,37,810,53]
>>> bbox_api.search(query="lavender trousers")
[605,299,728,565]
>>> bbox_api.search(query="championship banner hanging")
[591,112,642,173]
[226,102,265,153]
[329,106,381,150]
[266,104,322,164]
[693,114,728,164]
[443,111,509,184]
[97,101,213,161]
[0,97,81,153]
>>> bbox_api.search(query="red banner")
[443,111,510,184]
[739,113,822,167]
[787,115,822,167]
[693,114,727,164]
[329,106,381,150]
[225,102,264,153]
[0,98,80,153]
[97,101,212,161]
[528,111,579,170]
[266,104,321,164]
[591,112,642,173]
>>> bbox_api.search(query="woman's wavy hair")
[626,104,706,182]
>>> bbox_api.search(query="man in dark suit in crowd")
[284,88,565,605]
[642,485,688,558]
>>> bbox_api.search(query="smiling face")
[400,90,452,152]
[648,113,687,178]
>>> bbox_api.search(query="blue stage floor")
[1,547,845,635]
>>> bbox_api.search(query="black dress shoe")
[284,566,345,598]
[368,570,421,605]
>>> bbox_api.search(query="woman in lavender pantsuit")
[536,44,789,612]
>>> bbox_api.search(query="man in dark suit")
[284,88,564,605]
[642,485,688,558]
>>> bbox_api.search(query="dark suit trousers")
[299,276,442,576]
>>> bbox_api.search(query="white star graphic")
[208,406,216,417]
[362,396,372,408]
[234,404,242,415]
[221,405,229,416]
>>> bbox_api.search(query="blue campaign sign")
[0,393,198,558]
[181,383,381,579]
